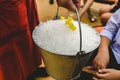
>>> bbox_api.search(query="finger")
[82,66,98,75]
[72,0,81,9]
[96,72,107,78]
[56,0,75,11]
[96,69,109,79]
[96,65,102,70]
[63,0,76,11]
[92,62,103,70]
[98,69,109,73]
[92,76,99,80]
[85,66,93,69]
[92,62,99,69]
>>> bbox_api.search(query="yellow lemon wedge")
[65,20,71,25]
[67,17,73,22]
[65,17,72,24]
[60,16,65,20]
[68,22,77,31]
[60,16,77,31]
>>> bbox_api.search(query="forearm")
[93,36,110,69]
[80,0,94,17]
[98,36,110,52]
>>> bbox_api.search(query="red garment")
[0,0,41,80]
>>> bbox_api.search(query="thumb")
[98,69,109,74]
[96,69,108,78]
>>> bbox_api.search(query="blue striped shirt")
[100,9,120,64]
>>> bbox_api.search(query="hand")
[93,36,110,69]
[92,47,110,69]
[56,0,81,11]
[96,69,120,80]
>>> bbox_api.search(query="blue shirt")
[100,9,120,64]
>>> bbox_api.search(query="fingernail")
[98,69,102,72]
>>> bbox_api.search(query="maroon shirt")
[0,0,41,80]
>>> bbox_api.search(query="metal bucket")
[39,48,94,80]
[32,20,101,80]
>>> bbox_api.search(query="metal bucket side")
[40,48,79,80]
[40,48,94,80]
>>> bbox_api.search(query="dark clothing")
[95,0,115,5]
[110,0,120,12]
[78,47,120,80]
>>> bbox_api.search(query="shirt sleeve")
[100,9,120,41]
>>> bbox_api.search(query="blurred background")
[36,0,110,27]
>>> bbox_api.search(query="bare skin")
[92,36,110,80]
[56,0,81,11]
[56,0,96,21]
[99,5,114,25]
[80,0,94,19]
[93,36,110,69]
[96,69,120,80]
[99,0,118,25]
[100,12,113,25]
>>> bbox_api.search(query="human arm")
[96,68,120,80]
[93,36,110,69]
[93,9,120,69]
[56,0,81,11]
[79,0,94,18]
